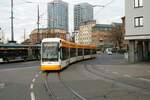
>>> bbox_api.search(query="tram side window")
[84,49,91,55]
[78,48,83,56]
[61,48,69,60]
[70,48,76,57]
[92,49,96,54]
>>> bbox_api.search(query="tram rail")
[84,63,150,94]
[44,73,87,100]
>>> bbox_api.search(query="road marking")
[105,70,109,72]
[39,71,42,74]
[32,79,35,83]
[35,74,39,78]
[30,84,34,89]
[30,91,35,100]
[0,66,37,72]
[139,78,150,82]
[0,83,5,89]
[66,85,87,100]
[124,74,131,78]
[100,68,104,70]
[112,72,119,74]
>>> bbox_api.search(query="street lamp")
[24,1,42,44]
[25,1,59,41]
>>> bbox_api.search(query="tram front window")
[42,42,59,62]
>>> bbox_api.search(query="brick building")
[92,24,114,50]
[30,28,67,44]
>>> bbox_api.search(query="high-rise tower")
[47,0,68,31]
[74,3,93,30]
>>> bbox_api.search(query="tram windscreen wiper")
[42,58,58,62]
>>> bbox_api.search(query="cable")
[21,0,49,4]
[95,0,115,18]
[104,0,115,7]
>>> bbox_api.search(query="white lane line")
[30,91,36,100]
[0,83,5,89]
[30,84,34,89]
[139,78,150,82]
[35,74,39,78]
[112,72,119,74]
[0,66,37,72]
[124,74,131,78]
[32,79,36,83]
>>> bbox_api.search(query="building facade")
[74,3,93,30]
[30,28,67,44]
[47,0,68,31]
[75,20,96,45]
[125,0,150,63]
[92,24,114,49]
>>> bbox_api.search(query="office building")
[74,3,93,30]
[75,20,96,44]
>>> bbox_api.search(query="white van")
[106,48,113,55]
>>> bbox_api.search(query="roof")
[112,22,122,27]
[93,24,112,28]
[0,43,40,48]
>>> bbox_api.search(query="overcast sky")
[0,0,124,43]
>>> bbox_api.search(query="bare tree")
[111,23,123,50]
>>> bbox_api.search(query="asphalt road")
[0,54,150,100]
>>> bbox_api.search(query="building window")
[134,0,143,8]
[134,16,143,27]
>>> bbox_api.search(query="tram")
[40,38,96,71]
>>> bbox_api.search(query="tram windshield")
[42,42,59,62]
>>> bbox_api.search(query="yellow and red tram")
[40,38,96,71]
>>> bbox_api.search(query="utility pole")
[0,28,1,43]
[24,29,26,41]
[2,31,5,43]
[10,0,16,43]
[37,4,40,44]
[52,2,55,38]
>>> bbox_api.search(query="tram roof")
[42,38,96,49]
[61,39,96,49]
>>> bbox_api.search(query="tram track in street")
[83,63,150,96]
[44,72,87,100]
